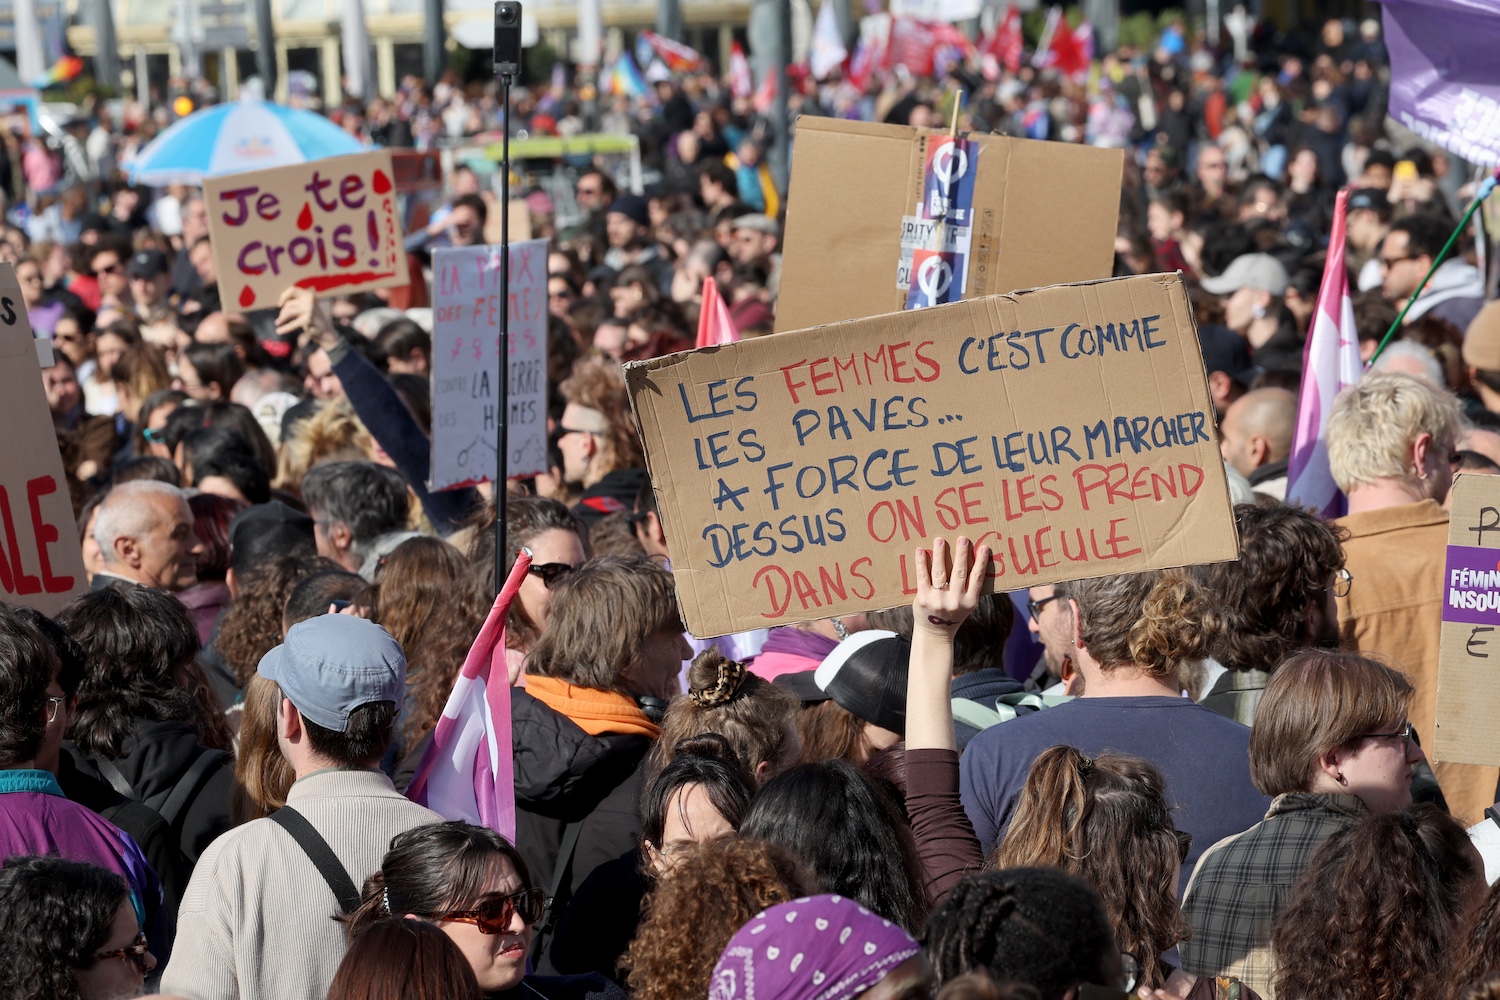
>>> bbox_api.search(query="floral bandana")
[708,895,921,1000]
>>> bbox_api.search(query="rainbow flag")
[607,52,649,98]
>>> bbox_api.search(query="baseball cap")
[1199,253,1290,297]
[229,500,316,576]
[1197,324,1258,386]
[1465,301,1500,371]
[1346,187,1389,215]
[733,214,780,236]
[814,630,910,736]
[127,249,170,279]
[257,615,406,732]
[772,669,831,706]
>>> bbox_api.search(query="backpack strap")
[148,749,231,829]
[530,818,585,964]
[92,756,139,801]
[268,806,361,915]
[950,697,1005,731]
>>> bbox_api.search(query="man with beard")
[1195,503,1348,725]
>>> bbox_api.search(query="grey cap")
[1199,253,1290,296]
[733,213,780,236]
[257,615,406,732]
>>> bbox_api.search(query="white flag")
[810,0,848,81]
[14,0,46,87]
[341,0,375,101]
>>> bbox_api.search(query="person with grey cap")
[161,614,441,1000]
[1200,252,1305,376]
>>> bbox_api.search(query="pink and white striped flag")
[695,275,740,348]
[1286,188,1364,518]
[405,549,531,840]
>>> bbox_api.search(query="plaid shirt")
[1179,792,1367,999]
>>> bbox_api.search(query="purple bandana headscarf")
[708,895,921,1000]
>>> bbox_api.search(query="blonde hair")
[1249,649,1414,797]
[275,398,375,492]
[1327,371,1460,491]
[1066,569,1225,680]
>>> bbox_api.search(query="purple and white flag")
[1383,0,1500,167]
[1287,188,1364,518]
[405,550,529,840]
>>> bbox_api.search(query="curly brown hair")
[368,536,485,748]
[558,356,645,484]
[1274,805,1481,1000]
[214,554,341,685]
[623,837,812,1000]
[1197,502,1347,673]
[992,746,1188,991]
[1060,569,1225,680]
[1450,879,1500,999]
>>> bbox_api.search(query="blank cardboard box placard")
[0,263,87,614]
[775,117,1125,333]
[1436,473,1500,765]
[627,272,1239,638]
[204,149,405,311]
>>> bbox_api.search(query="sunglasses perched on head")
[434,887,547,933]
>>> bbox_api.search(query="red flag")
[696,276,740,348]
[640,30,707,73]
[982,5,1023,73]
[729,41,753,99]
[752,71,776,113]
[1048,13,1090,78]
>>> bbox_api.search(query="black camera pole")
[493,0,522,597]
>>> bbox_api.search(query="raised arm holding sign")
[627,273,1239,638]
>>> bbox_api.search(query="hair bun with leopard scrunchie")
[689,651,747,708]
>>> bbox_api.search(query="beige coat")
[161,768,442,1000]
[1336,500,1498,826]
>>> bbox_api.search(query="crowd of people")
[3,7,1500,1000]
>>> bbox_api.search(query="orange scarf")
[525,676,661,739]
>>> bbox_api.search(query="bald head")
[194,312,230,344]
[1220,387,1297,478]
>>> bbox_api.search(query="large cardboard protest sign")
[775,118,1124,333]
[1435,474,1500,764]
[627,273,1238,638]
[429,240,549,491]
[0,264,87,614]
[203,150,405,311]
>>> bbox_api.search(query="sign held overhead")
[627,273,1239,638]
[203,149,405,311]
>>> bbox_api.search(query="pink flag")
[729,42,753,99]
[696,275,740,348]
[1286,188,1363,518]
[406,549,531,840]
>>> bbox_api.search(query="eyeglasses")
[95,262,124,275]
[45,696,65,724]
[1026,595,1058,622]
[1330,567,1352,598]
[558,425,596,439]
[1361,721,1414,754]
[93,931,150,973]
[528,562,576,587]
[1174,828,1192,864]
[434,888,547,933]
[1378,254,1418,269]
[142,426,166,444]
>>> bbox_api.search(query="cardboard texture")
[429,239,550,491]
[0,263,88,614]
[483,200,533,246]
[203,150,405,311]
[1436,473,1500,765]
[775,117,1125,333]
[628,272,1239,638]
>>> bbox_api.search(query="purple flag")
[1383,0,1500,166]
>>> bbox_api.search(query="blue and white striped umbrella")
[126,96,367,186]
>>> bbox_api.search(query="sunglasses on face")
[528,563,576,587]
[435,888,547,933]
[93,931,150,972]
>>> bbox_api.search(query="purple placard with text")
[1443,543,1500,626]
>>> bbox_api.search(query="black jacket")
[510,689,651,905]
[62,719,234,874]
